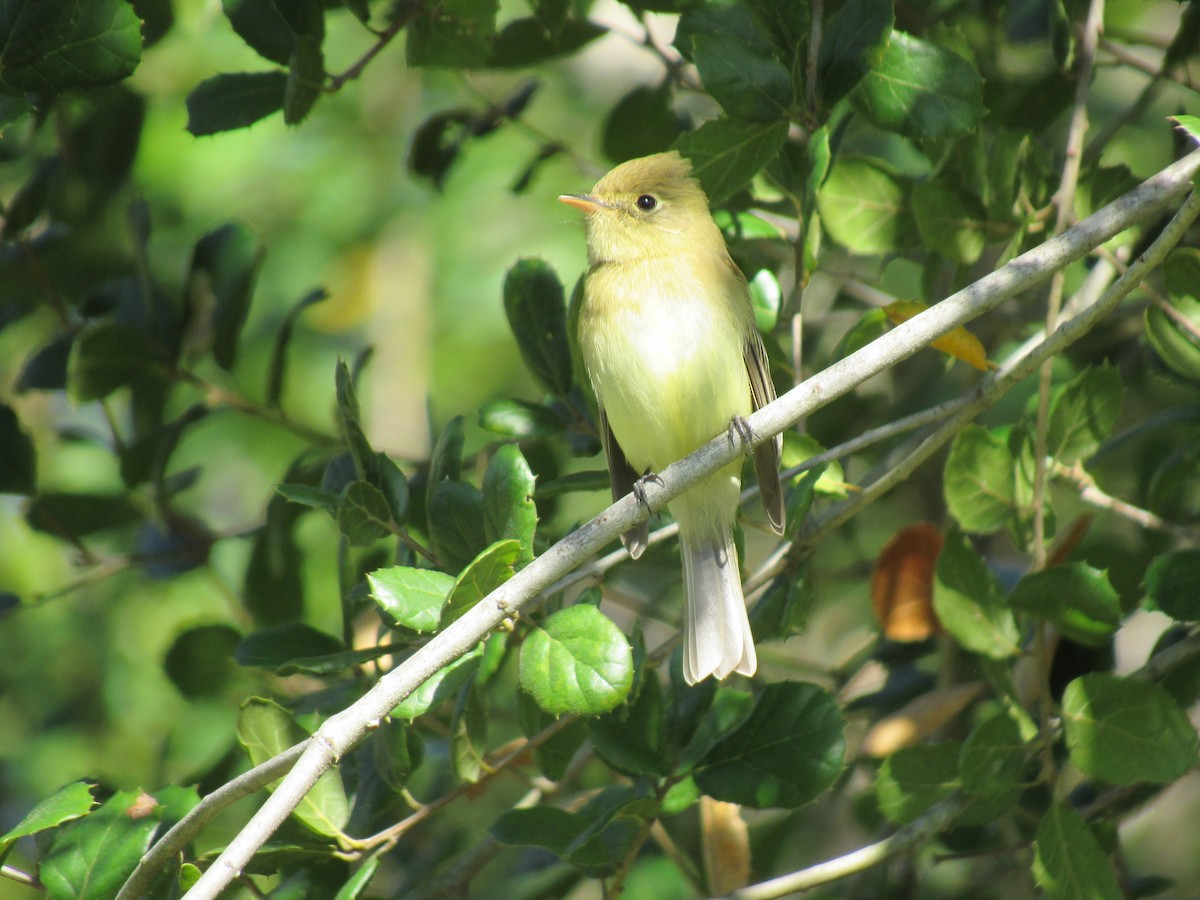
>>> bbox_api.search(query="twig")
[1054,462,1200,541]
[174,150,1200,900]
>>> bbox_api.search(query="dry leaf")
[860,681,986,757]
[872,523,944,641]
[701,796,750,894]
[885,299,994,371]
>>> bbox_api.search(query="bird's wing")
[599,402,649,558]
[744,329,785,534]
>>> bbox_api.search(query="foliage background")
[1,0,1200,898]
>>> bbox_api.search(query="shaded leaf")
[503,259,573,396]
[911,182,989,265]
[933,528,1020,659]
[1008,564,1120,647]
[817,0,893,107]
[0,403,36,494]
[1033,802,1122,900]
[1146,549,1200,621]
[67,321,168,403]
[673,118,788,206]
[817,157,911,255]
[944,425,1016,534]
[602,82,687,164]
[488,17,605,68]
[186,71,287,136]
[691,32,791,122]
[187,223,264,371]
[337,480,393,546]
[1047,365,1122,464]
[165,624,242,698]
[429,480,487,574]
[392,643,484,719]
[876,742,958,824]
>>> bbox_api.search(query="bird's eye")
[635,194,658,212]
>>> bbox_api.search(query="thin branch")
[1054,461,1200,542]
[174,151,1200,900]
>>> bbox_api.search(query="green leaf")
[39,790,160,900]
[1008,564,1121,647]
[1033,802,1122,900]
[427,415,466,508]
[333,856,381,900]
[478,398,565,439]
[817,0,893,107]
[503,259,573,396]
[165,624,242,698]
[0,403,36,494]
[222,0,313,65]
[488,17,606,68]
[744,0,808,67]
[25,491,142,539]
[876,743,958,825]
[406,0,498,68]
[186,71,287,136]
[959,712,1027,807]
[695,682,844,809]
[244,489,304,626]
[589,672,671,776]
[266,287,328,408]
[332,359,380,488]
[675,2,770,60]
[235,623,343,668]
[944,425,1017,534]
[392,643,484,719]
[429,479,488,574]
[276,482,337,515]
[911,181,988,265]
[673,118,788,206]
[376,451,410,526]
[816,157,911,255]
[370,566,454,633]
[2,157,60,240]
[0,0,141,95]
[1047,365,1122,464]
[1171,114,1200,146]
[67,321,168,403]
[691,32,791,122]
[442,540,520,628]
[0,782,96,857]
[483,444,537,566]
[1146,549,1200,621]
[1145,248,1200,381]
[337,480,393,546]
[933,528,1020,659]
[284,33,324,125]
[602,82,687,164]
[238,698,350,837]
[850,31,984,139]
[520,604,634,716]
[451,684,488,783]
[188,223,263,371]
[491,784,651,876]
[1062,673,1198,785]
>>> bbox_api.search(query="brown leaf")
[700,796,750,894]
[872,523,944,641]
[860,681,986,757]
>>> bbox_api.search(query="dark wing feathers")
[599,404,649,558]
[744,329,785,534]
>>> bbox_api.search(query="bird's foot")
[727,415,755,452]
[632,472,664,512]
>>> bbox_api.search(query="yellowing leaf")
[885,300,993,371]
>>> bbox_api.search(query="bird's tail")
[680,524,756,685]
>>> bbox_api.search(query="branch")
[175,149,1200,900]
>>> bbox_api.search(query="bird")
[559,151,784,684]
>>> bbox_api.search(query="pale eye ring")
[635,194,658,212]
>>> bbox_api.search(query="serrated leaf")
[673,118,788,206]
[1047,365,1122,463]
[933,528,1020,659]
[817,157,910,255]
[222,0,316,66]
[503,259,573,396]
[442,539,520,628]
[1033,802,1122,900]
[850,31,983,139]
[691,32,791,122]
[911,182,988,265]
[944,425,1017,534]
[695,682,844,809]
[186,71,287,136]
[1062,673,1198,786]
[520,604,633,716]
[876,742,958,825]
[38,790,160,900]
[959,712,1027,804]
[0,403,36,494]
[370,566,454,632]
[237,698,349,836]
[817,0,893,107]
[392,643,484,719]
[0,0,141,95]
[589,673,671,776]
[602,82,687,164]
[337,480,393,546]
[483,444,537,566]
[1008,563,1120,647]
[429,479,487,574]
[1146,549,1200,621]
[0,782,96,857]
[276,482,337,515]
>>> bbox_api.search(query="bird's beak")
[558,193,608,214]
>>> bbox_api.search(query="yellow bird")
[560,151,784,684]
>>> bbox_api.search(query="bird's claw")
[728,415,755,451]
[632,472,664,512]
